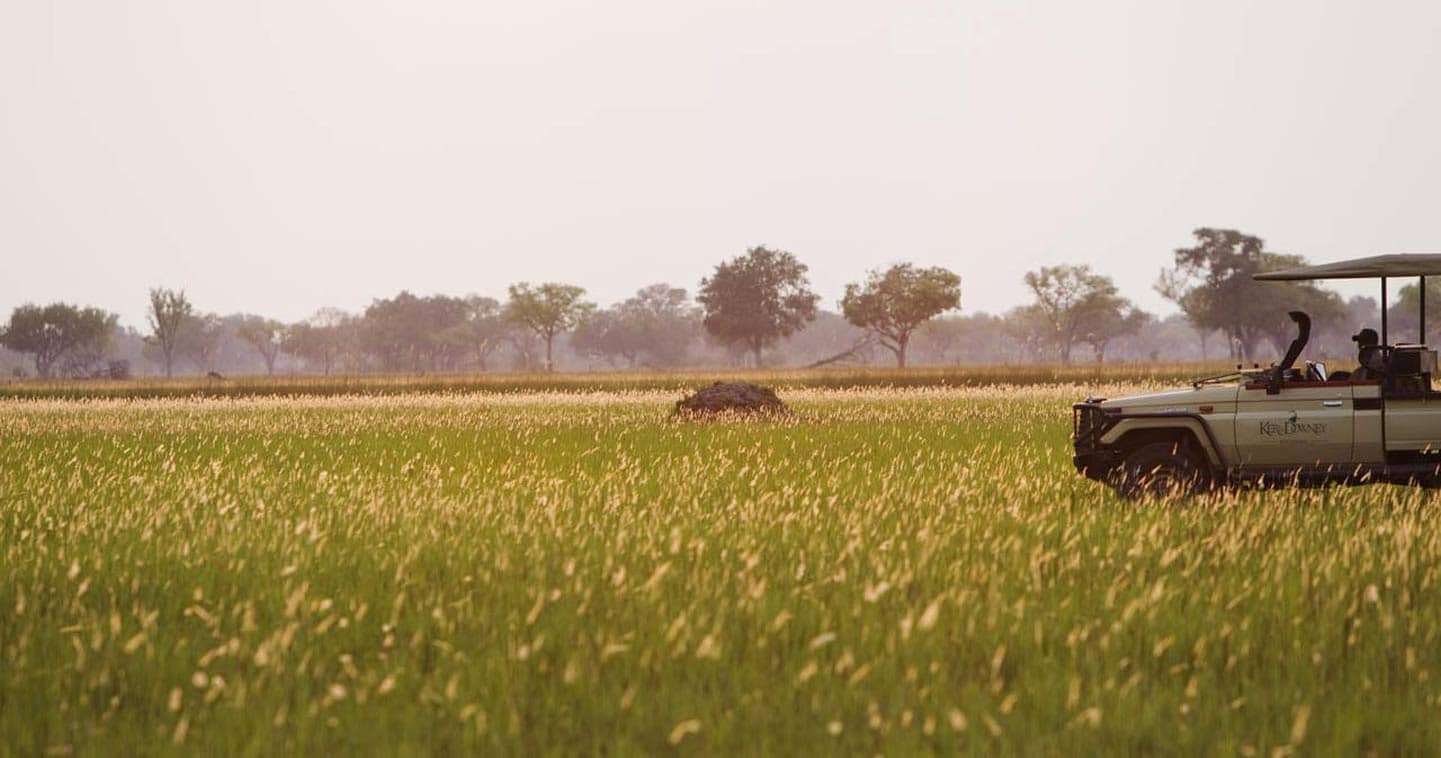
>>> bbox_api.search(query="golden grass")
[3,383,1435,753]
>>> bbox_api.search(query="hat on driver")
[1352,328,1379,346]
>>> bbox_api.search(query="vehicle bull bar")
[1072,402,1118,479]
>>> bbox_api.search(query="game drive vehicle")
[1074,254,1441,498]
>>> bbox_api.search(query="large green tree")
[1157,228,1342,361]
[439,296,507,371]
[697,246,820,367]
[504,283,594,372]
[1022,264,1141,364]
[0,303,117,378]
[360,292,469,372]
[841,263,961,367]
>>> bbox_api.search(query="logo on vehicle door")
[1259,411,1328,437]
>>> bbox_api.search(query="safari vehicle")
[1073,254,1441,498]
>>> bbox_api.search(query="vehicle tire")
[1111,441,1211,501]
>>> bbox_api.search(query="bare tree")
[236,315,285,375]
[146,288,192,378]
[178,313,224,373]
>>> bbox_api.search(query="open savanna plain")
[4,378,1441,754]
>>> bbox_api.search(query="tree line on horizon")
[0,228,1412,380]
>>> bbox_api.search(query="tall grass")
[2,386,1437,753]
[0,362,1235,400]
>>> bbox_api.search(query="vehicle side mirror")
[1314,361,1327,381]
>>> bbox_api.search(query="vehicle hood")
[1097,384,1239,412]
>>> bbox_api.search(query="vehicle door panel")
[1385,396,1441,453]
[1352,383,1384,462]
[1233,382,1354,466]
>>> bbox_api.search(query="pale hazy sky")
[4,1,1439,328]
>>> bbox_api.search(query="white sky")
[3,1,1438,328]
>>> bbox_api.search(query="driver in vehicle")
[1325,328,1384,382]
[1350,328,1386,380]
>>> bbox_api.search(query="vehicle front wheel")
[1111,441,1211,500]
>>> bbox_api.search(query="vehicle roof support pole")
[1421,275,1427,344]
[1382,276,1389,345]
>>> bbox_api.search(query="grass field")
[4,383,1440,754]
[0,362,1237,400]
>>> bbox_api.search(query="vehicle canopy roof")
[1254,253,1441,345]
[1254,253,1441,281]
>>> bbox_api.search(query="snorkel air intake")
[1268,310,1310,394]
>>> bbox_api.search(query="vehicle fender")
[1098,416,1225,467]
